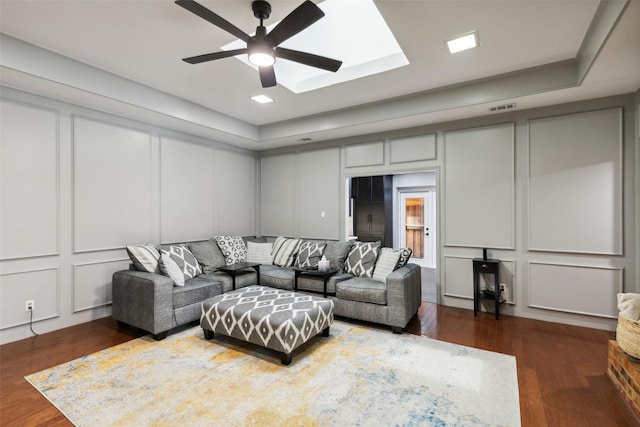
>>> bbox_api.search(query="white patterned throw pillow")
[271,236,302,267]
[372,248,403,282]
[126,243,161,273]
[395,247,413,269]
[295,241,327,268]
[214,236,247,265]
[159,245,202,286]
[344,241,381,278]
[247,241,273,265]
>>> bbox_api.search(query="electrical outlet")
[500,284,508,303]
[25,300,34,311]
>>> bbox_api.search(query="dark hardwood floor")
[1,303,637,426]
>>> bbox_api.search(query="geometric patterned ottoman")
[201,286,334,365]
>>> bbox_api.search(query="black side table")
[218,262,260,290]
[472,258,501,319]
[294,267,338,298]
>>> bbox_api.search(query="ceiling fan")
[175,0,343,88]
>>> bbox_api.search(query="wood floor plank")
[1,304,637,426]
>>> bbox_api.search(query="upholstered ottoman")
[201,286,334,365]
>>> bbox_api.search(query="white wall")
[0,87,256,344]
[260,94,637,331]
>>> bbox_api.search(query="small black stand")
[472,258,501,319]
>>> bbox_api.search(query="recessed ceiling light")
[446,31,479,54]
[251,95,274,104]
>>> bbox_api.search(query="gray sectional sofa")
[112,237,421,340]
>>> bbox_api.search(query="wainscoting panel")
[299,148,340,239]
[0,267,59,329]
[261,153,296,237]
[390,134,436,164]
[528,108,623,254]
[216,150,255,236]
[74,116,152,252]
[345,141,384,167]
[528,262,622,318]
[444,123,515,249]
[160,136,213,244]
[73,259,129,312]
[443,256,474,299]
[1,100,58,260]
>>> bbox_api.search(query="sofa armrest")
[385,263,422,328]
[112,270,175,335]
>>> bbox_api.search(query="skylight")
[222,0,409,93]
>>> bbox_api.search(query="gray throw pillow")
[344,241,381,278]
[324,241,354,273]
[295,241,327,268]
[188,239,226,273]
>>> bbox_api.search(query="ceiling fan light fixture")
[248,40,275,66]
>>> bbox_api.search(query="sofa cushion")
[344,241,380,278]
[247,241,273,265]
[214,235,247,265]
[201,269,257,293]
[188,239,226,273]
[295,241,327,268]
[272,237,302,267]
[336,278,387,305]
[126,243,160,273]
[372,248,402,282]
[159,245,202,287]
[172,276,223,308]
[323,241,354,273]
[259,265,295,290]
[395,247,413,268]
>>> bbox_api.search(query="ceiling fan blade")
[259,66,277,88]
[175,0,251,43]
[275,47,342,72]
[263,1,324,47]
[183,48,248,64]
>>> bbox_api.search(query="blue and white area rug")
[26,321,521,426]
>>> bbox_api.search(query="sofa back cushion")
[344,241,380,278]
[295,241,327,268]
[214,236,247,265]
[159,245,202,287]
[188,239,226,273]
[323,241,354,273]
[271,237,302,267]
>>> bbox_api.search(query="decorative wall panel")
[444,123,515,248]
[390,134,436,163]
[73,259,129,312]
[299,148,340,239]
[1,100,58,259]
[528,262,622,318]
[261,154,296,237]
[160,136,213,243]
[345,141,384,167]
[0,268,59,329]
[528,108,623,254]
[74,117,152,252]
[216,150,255,236]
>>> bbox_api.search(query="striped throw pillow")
[126,243,160,273]
[271,237,302,267]
[372,248,402,282]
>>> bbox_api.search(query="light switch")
[321,211,326,218]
